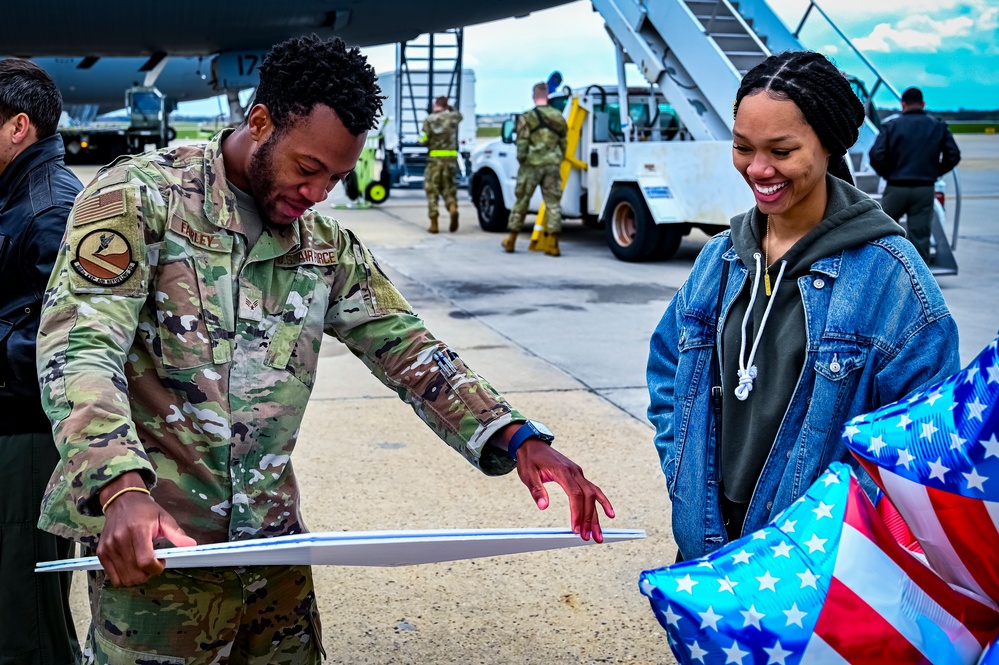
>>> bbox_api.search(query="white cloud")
[897,14,974,37]
[769,0,966,17]
[850,10,980,53]
[853,22,942,52]
[980,5,999,30]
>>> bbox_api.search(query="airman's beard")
[247,134,279,224]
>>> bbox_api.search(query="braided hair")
[254,34,383,137]
[734,51,864,185]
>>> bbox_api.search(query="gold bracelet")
[101,486,151,514]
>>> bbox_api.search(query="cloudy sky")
[179,0,996,116]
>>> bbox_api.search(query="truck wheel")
[166,127,178,142]
[652,225,683,260]
[476,171,509,232]
[365,181,389,204]
[605,187,657,262]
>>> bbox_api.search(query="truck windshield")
[596,100,680,141]
[131,93,161,114]
[550,96,570,113]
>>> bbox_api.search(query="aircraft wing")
[2,0,573,56]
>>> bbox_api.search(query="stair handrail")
[792,0,901,105]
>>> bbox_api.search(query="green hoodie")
[718,175,904,531]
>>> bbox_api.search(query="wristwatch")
[507,420,555,462]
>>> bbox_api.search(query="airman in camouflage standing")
[502,82,568,256]
[421,95,462,233]
[36,35,614,664]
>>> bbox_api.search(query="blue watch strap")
[507,421,552,461]
[507,425,534,462]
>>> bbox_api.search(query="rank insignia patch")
[71,229,138,286]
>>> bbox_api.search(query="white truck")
[470,84,753,261]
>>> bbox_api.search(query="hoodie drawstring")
[735,253,787,401]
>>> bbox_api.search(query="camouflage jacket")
[36,130,522,547]
[516,105,568,167]
[421,109,463,157]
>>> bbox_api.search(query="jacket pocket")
[153,254,215,370]
[265,267,330,387]
[92,631,185,665]
[808,345,868,433]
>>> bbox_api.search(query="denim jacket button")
[766,501,773,510]
[786,450,791,459]
[830,361,842,373]
[813,278,825,289]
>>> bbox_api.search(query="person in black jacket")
[0,57,83,665]
[869,86,961,263]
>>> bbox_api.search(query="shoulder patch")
[67,185,144,296]
[71,228,138,286]
[73,188,127,227]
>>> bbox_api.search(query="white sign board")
[36,528,646,573]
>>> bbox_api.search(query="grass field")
[173,120,226,139]
[948,122,999,134]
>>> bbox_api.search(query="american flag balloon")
[639,463,999,664]
[846,335,999,603]
[982,637,999,665]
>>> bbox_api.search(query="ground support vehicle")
[61,85,174,163]
[343,122,391,207]
[471,85,752,261]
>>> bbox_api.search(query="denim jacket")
[648,231,959,560]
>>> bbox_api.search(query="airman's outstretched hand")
[515,439,615,543]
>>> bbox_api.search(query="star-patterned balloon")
[981,637,999,665]
[639,463,999,664]
[845,334,999,602]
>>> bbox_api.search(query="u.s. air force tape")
[71,228,138,286]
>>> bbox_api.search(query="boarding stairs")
[391,28,465,187]
[589,0,959,274]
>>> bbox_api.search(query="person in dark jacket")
[647,52,958,561]
[869,87,961,263]
[0,57,83,665]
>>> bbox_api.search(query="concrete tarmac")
[61,134,998,663]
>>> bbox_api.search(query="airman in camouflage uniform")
[420,96,462,233]
[36,36,613,665]
[502,82,568,256]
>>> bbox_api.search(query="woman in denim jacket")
[647,51,960,561]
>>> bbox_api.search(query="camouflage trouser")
[84,564,324,664]
[507,163,563,234]
[424,158,458,218]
